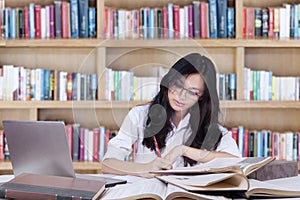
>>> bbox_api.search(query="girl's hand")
[136,157,173,178]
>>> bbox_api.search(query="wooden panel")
[0,109,37,129]
[38,107,131,130]
[0,161,101,175]
[222,107,300,132]
[0,48,97,74]
[106,47,236,74]
[245,48,300,76]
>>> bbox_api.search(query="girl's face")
[168,73,205,115]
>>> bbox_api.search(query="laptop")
[2,120,126,187]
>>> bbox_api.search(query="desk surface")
[0,161,101,175]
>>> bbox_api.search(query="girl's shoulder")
[128,104,150,120]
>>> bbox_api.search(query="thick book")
[151,157,275,176]
[0,173,106,200]
[157,174,300,199]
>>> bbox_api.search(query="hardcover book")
[0,173,106,200]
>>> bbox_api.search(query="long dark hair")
[142,53,222,166]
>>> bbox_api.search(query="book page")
[239,157,274,175]
[157,173,249,192]
[101,178,166,200]
[165,184,231,200]
[247,178,300,197]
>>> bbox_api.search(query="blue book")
[43,69,50,100]
[70,0,79,38]
[10,9,15,39]
[78,0,88,38]
[167,3,174,38]
[4,8,9,39]
[227,7,234,38]
[149,9,154,39]
[88,7,96,38]
[217,0,227,38]
[90,73,98,100]
[238,126,244,156]
[208,0,218,38]
[99,126,106,161]
[143,8,149,39]
[28,3,35,39]
[229,73,236,100]
[294,4,299,38]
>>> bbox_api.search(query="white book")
[84,128,89,161]
[179,7,185,38]
[184,6,189,38]
[87,130,94,162]
[41,7,46,39]
[45,6,50,38]
[59,71,67,101]
[285,132,294,161]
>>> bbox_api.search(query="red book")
[188,5,194,38]
[61,2,70,38]
[92,128,100,161]
[200,2,208,38]
[231,127,238,145]
[24,6,29,38]
[105,129,110,153]
[163,6,168,38]
[173,5,180,38]
[268,7,274,37]
[246,7,255,38]
[34,5,41,39]
[103,7,108,38]
[243,7,247,38]
[243,129,249,157]
[65,125,73,158]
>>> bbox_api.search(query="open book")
[157,174,300,199]
[101,176,230,200]
[151,157,275,176]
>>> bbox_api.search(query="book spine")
[70,0,79,38]
[78,0,88,38]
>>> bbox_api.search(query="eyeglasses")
[170,81,201,100]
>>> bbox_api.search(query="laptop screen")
[3,120,75,177]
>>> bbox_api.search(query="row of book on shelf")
[244,67,300,101]
[1,123,300,163]
[230,126,300,162]
[104,0,234,39]
[0,124,118,162]
[0,65,98,101]
[0,0,96,39]
[106,68,237,101]
[244,3,300,38]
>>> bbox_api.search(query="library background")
[0,0,299,174]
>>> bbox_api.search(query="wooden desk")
[0,161,101,175]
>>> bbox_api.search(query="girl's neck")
[172,110,188,127]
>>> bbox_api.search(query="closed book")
[247,160,298,181]
[0,173,105,200]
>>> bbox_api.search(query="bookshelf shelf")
[0,101,300,110]
[5,39,104,48]
[0,161,101,175]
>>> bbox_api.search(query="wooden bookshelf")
[0,161,101,175]
[0,0,299,174]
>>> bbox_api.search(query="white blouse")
[103,105,241,168]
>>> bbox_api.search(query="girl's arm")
[164,145,237,164]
